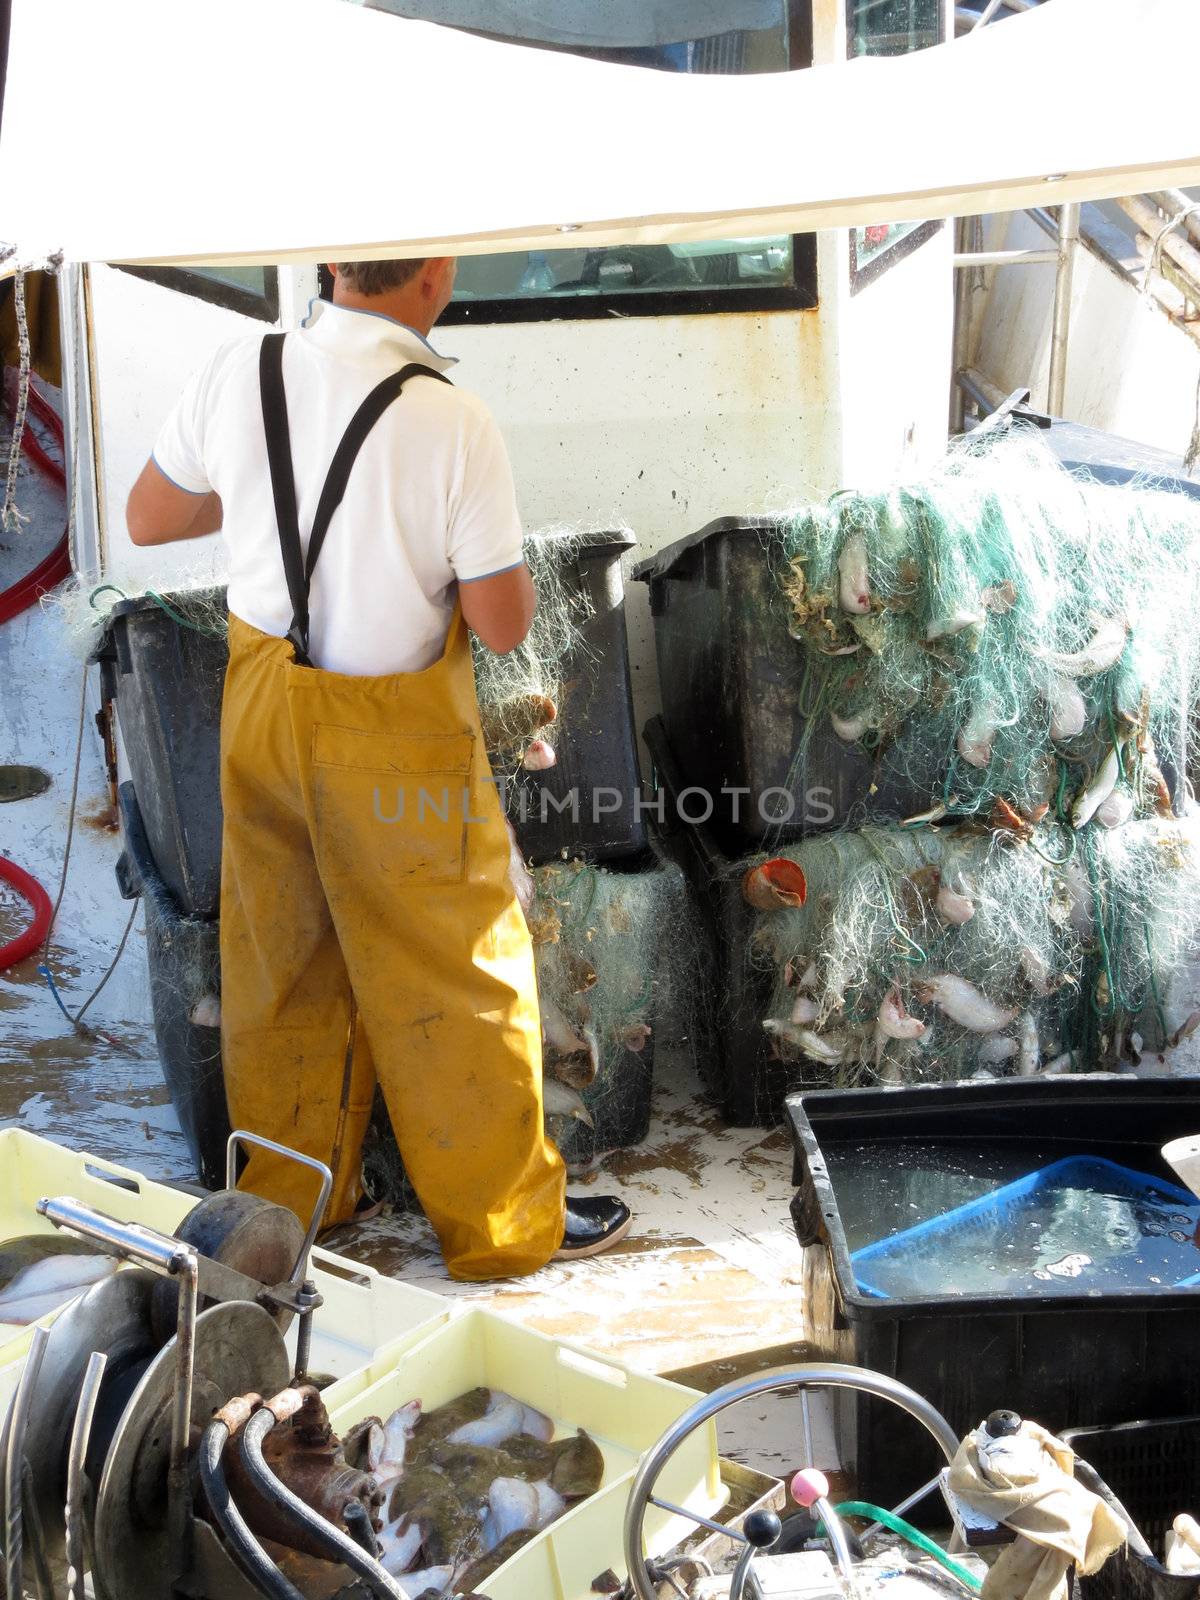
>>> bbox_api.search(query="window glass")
[848,0,941,56]
[363,1,813,320]
[113,264,279,322]
[846,0,943,287]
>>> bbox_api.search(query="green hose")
[820,1501,983,1595]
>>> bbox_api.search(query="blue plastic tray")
[851,1155,1200,1300]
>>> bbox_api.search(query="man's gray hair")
[336,258,428,295]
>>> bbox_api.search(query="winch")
[0,1132,411,1600]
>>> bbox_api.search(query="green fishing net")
[772,429,1200,825]
[740,813,1200,1088]
[529,851,701,1167]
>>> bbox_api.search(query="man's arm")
[126,458,223,547]
[459,563,535,655]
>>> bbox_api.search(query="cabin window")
[112,265,280,323]
[358,0,817,322]
[845,0,945,289]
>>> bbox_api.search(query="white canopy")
[1,0,1198,270]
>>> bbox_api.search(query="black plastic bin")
[645,713,812,1126]
[634,518,925,855]
[1062,1418,1200,1600]
[787,1076,1200,1516]
[94,590,228,920]
[633,426,1200,856]
[504,528,646,865]
[116,780,230,1189]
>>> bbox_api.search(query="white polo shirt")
[152,300,524,676]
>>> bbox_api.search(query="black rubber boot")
[554,1195,633,1260]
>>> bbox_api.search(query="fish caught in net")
[522,849,702,1170]
[771,429,1200,829]
[740,812,1200,1089]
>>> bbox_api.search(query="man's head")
[328,256,457,335]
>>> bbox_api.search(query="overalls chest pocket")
[312,724,475,887]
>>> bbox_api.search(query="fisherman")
[125,256,632,1277]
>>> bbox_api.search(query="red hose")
[0,374,70,624]
[0,855,53,971]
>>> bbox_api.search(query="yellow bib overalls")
[218,334,565,1280]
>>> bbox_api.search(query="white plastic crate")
[326,1305,725,1600]
[0,1129,449,1380]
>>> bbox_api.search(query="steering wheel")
[622,1362,962,1600]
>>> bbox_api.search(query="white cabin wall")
[86,263,315,589]
[834,225,954,485]
[448,283,841,734]
[971,211,1200,459]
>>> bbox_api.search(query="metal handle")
[36,1195,190,1275]
[225,1131,333,1288]
[622,1363,962,1600]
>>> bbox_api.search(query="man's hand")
[459,563,536,654]
[127,458,223,546]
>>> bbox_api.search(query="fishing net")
[57,528,599,774]
[772,428,1200,826]
[739,812,1200,1090]
[529,850,702,1169]
[471,528,600,769]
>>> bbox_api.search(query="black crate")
[94,591,229,920]
[1064,1420,1200,1600]
[644,714,824,1126]
[633,518,926,855]
[505,529,645,865]
[116,781,229,1189]
[787,1077,1200,1516]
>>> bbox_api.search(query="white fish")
[377,1520,425,1578]
[377,1401,421,1477]
[900,800,950,828]
[449,1391,525,1448]
[915,975,1017,1033]
[1046,673,1087,741]
[519,1403,555,1443]
[957,701,998,770]
[763,1020,843,1064]
[0,1255,116,1325]
[542,1079,594,1128]
[1095,786,1134,830]
[787,959,818,992]
[189,994,221,1028]
[532,1479,567,1529]
[926,605,985,642]
[874,988,926,1069]
[1017,1012,1040,1076]
[365,1422,388,1474]
[540,995,591,1059]
[1072,745,1123,829]
[977,1034,1019,1065]
[1039,615,1127,679]
[875,988,926,1042]
[790,994,820,1025]
[396,1567,451,1596]
[838,531,871,615]
[485,1477,541,1549]
[831,710,870,742]
[935,882,975,925]
[522,739,556,771]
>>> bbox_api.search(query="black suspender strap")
[258,332,452,667]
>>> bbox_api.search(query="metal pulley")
[1,1131,342,1600]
